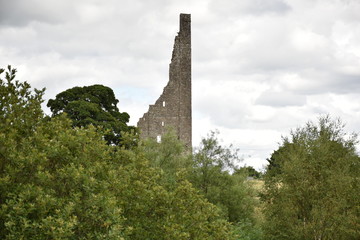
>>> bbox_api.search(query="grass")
[248,179,265,224]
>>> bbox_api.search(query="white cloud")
[291,28,329,52]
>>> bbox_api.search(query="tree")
[0,67,126,239]
[264,143,293,178]
[47,85,134,146]
[262,116,360,240]
[118,151,233,240]
[139,128,192,187]
[0,66,234,239]
[236,166,262,179]
[141,129,262,238]
[191,131,256,224]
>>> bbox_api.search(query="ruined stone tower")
[137,14,192,148]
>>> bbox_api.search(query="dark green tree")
[47,84,134,146]
[262,116,360,240]
[236,166,262,179]
[266,140,300,178]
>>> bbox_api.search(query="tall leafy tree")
[47,84,134,146]
[262,116,360,240]
[191,131,256,224]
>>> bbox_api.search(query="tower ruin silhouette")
[137,14,192,148]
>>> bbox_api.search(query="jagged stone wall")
[137,14,192,148]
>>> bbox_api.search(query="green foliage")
[191,131,256,224]
[47,84,135,146]
[0,66,45,142]
[139,129,263,238]
[232,219,263,240]
[140,129,192,187]
[0,66,234,239]
[118,153,232,239]
[236,166,262,179]
[191,130,238,196]
[0,67,125,239]
[265,142,294,178]
[262,116,360,240]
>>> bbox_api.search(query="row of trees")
[1,66,359,239]
[1,66,263,239]
[0,66,235,239]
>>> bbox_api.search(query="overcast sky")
[1,0,360,170]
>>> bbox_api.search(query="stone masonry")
[137,14,192,148]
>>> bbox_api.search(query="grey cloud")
[241,0,291,15]
[255,90,306,107]
[194,2,360,97]
[292,70,360,95]
[209,0,291,16]
[0,4,174,62]
[235,31,333,73]
[325,73,360,93]
[194,91,250,129]
[0,0,76,26]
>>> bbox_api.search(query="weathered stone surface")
[137,14,192,148]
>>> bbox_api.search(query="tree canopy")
[235,166,262,179]
[47,84,134,146]
[0,66,234,239]
[190,131,257,224]
[139,129,192,187]
[140,129,263,239]
[262,116,360,240]
[7,65,360,239]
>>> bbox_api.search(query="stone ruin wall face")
[137,14,192,148]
